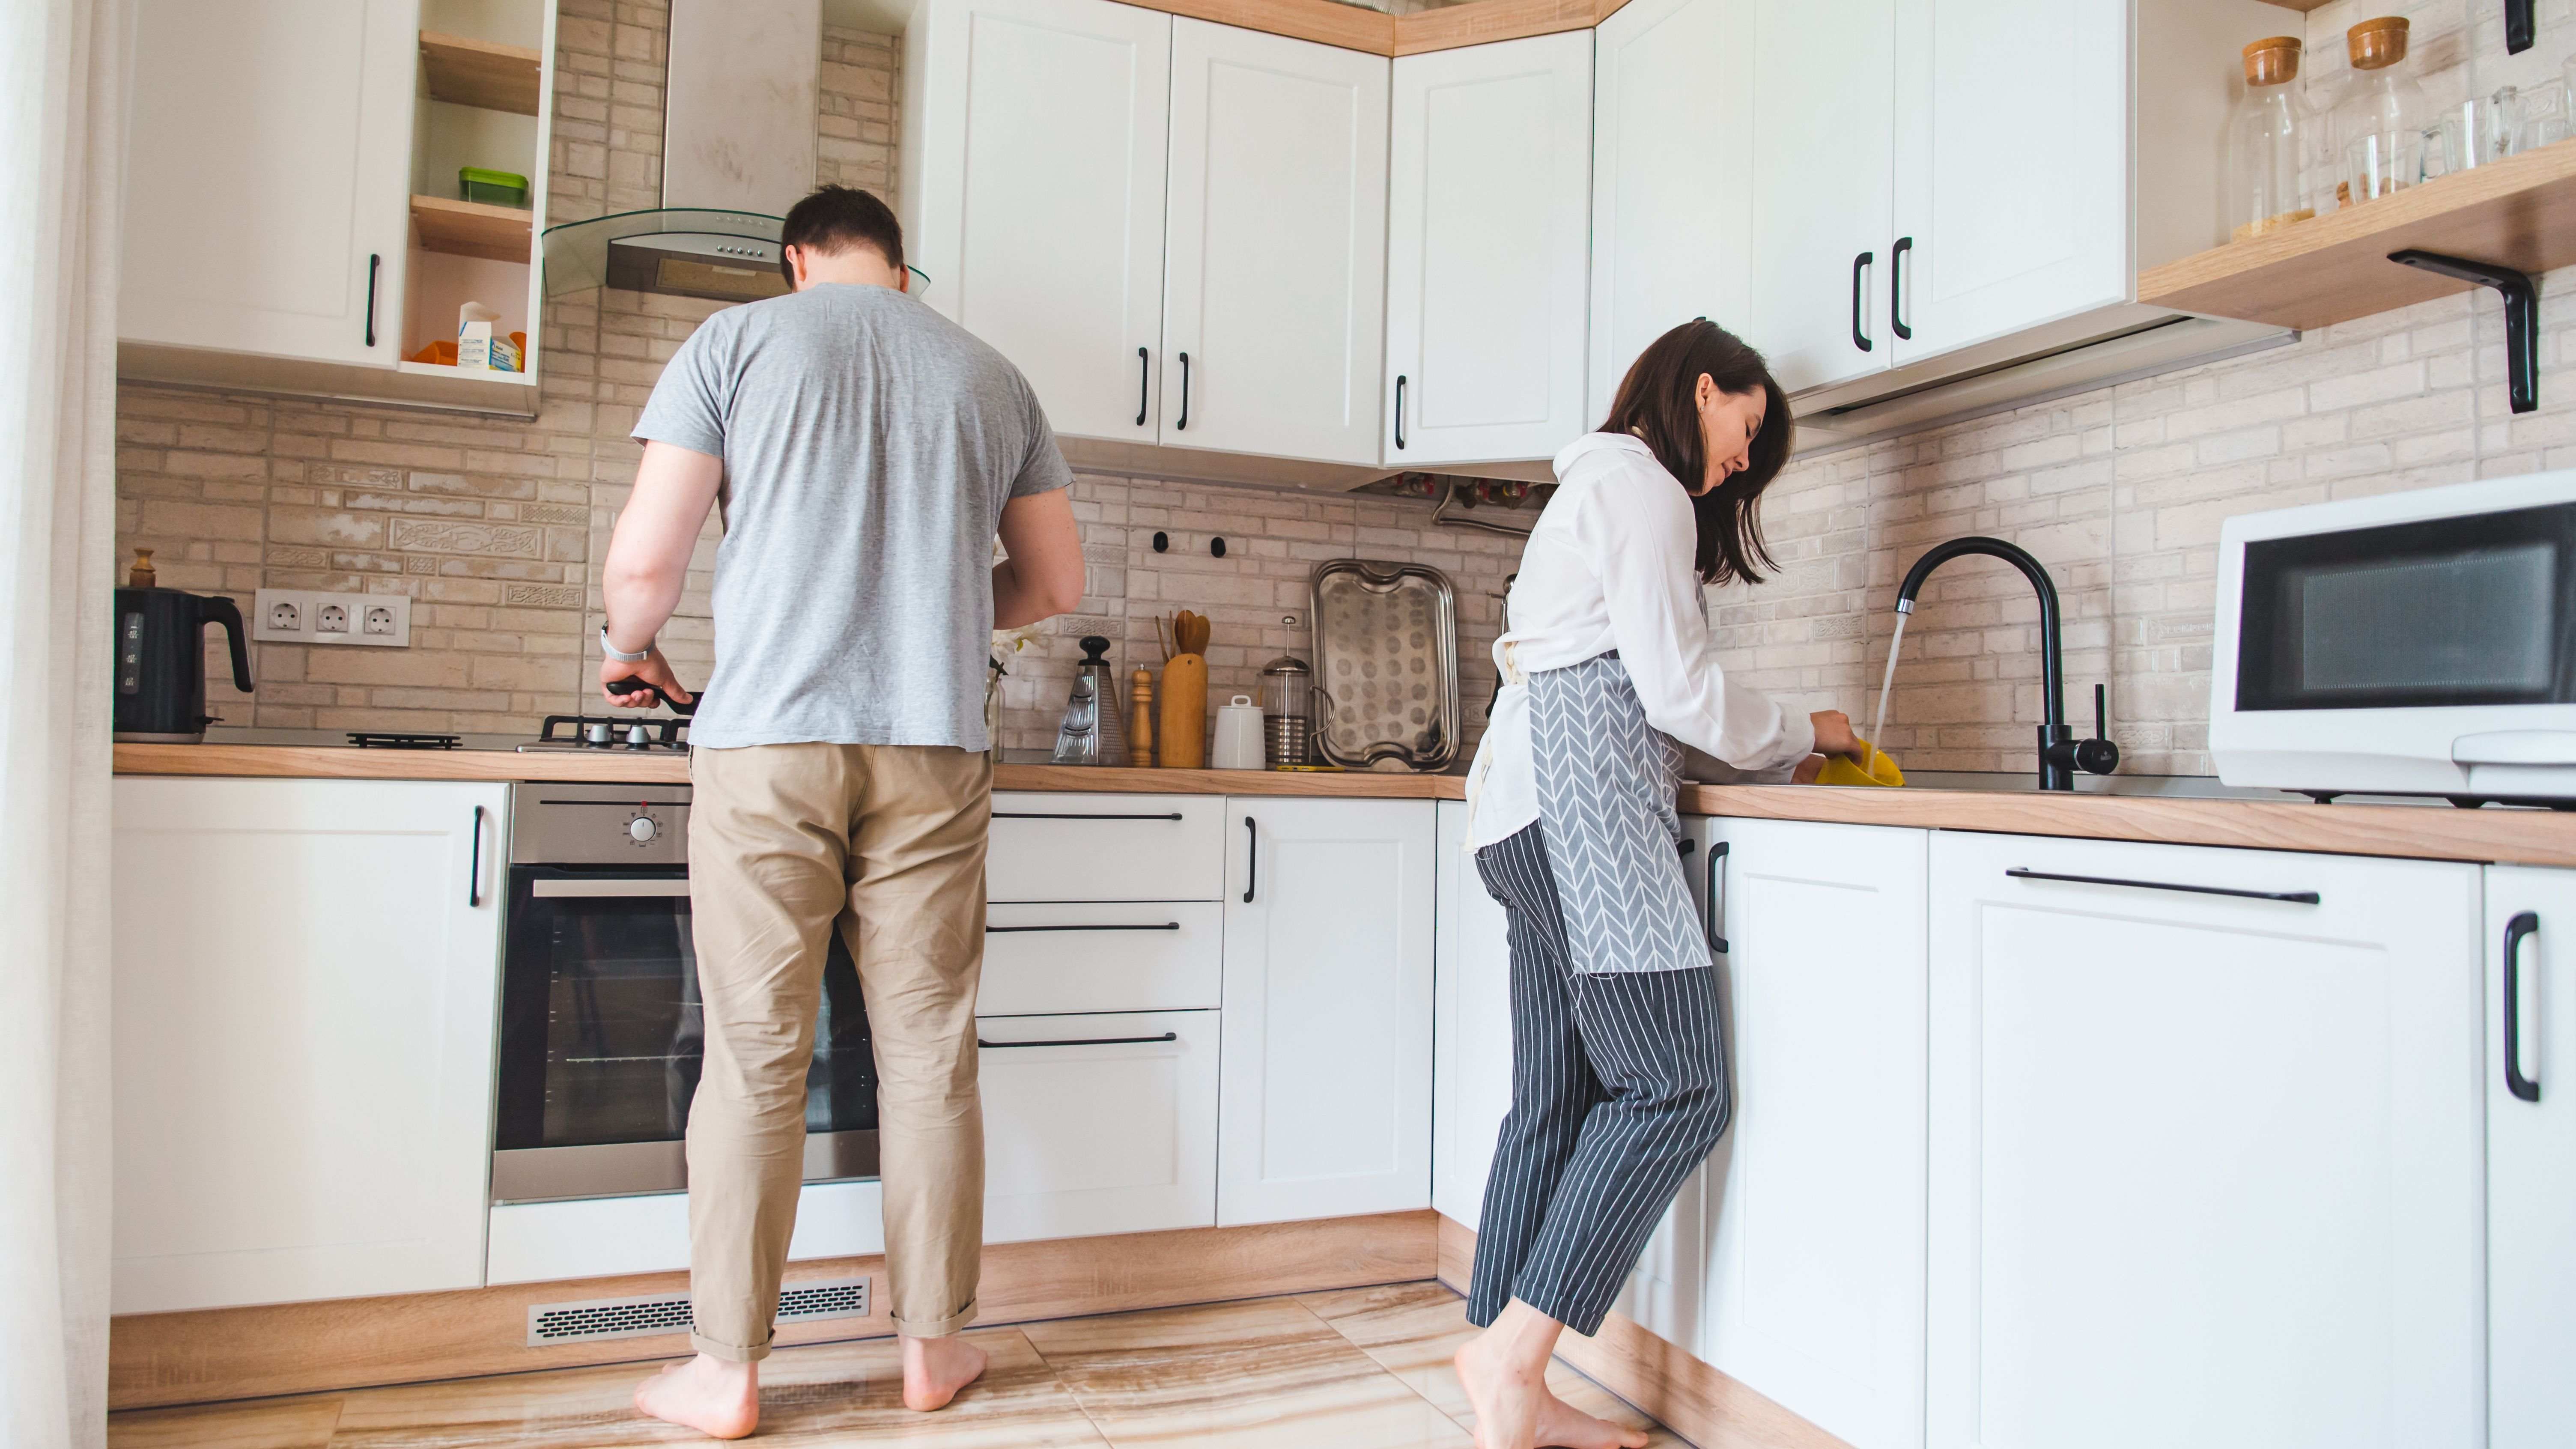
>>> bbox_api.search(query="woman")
[1454,320,1860,1449]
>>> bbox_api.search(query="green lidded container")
[459,167,530,207]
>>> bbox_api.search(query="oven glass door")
[493,865,877,1202]
[2236,501,2576,711]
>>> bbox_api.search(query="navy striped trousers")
[1468,821,1731,1336]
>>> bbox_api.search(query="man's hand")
[599,646,692,709]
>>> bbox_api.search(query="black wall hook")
[2390,248,2540,413]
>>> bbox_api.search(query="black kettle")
[112,551,252,742]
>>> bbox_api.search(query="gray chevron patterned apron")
[1527,651,1711,976]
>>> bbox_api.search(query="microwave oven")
[2211,468,2576,804]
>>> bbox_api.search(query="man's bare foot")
[1454,1335,1547,1449]
[1534,1389,1649,1449]
[634,1354,759,1440]
[901,1333,988,1412]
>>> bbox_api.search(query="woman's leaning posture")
[1453,320,1863,1449]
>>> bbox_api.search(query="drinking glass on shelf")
[2514,76,2570,151]
[2345,130,2419,202]
[2421,94,2513,179]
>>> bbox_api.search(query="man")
[601,185,1086,1440]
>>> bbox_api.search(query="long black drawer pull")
[1708,839,1729,954]
[993,811,1185,821]
[979,1032,1179,1049]
[2004,867,2320,905]
[986,922,1181,934]
[2505,910,2542,1103]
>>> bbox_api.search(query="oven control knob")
[628,815,659,844]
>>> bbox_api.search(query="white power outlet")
[252,589,411,648]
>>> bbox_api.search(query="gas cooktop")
[516,713,691,753]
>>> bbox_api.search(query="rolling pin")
[1160,611,1210,769]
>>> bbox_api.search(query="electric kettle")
[112,552,252,742]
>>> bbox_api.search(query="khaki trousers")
[684,742,992,1361]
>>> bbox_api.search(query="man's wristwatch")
[600,628,651,663]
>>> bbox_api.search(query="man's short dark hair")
[778,185,903,282]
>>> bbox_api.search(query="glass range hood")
[540,207,935,304]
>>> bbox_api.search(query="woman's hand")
[1810,709,1861,761]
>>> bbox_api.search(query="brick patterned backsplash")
[117,0,2576,774]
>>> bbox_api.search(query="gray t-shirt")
[634,283,1073,750]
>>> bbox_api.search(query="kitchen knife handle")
[1851,251,1875,353]
[1706,838,1729,954]
[1176,351,1191,430]
[364,253,380,348]
[1890,236,1913,340]
[1136,346,1150,427]
[1243,815,1257,904]
[2506,910,2542,1102]
[1394,374,1407,450]
[468,805,484,908]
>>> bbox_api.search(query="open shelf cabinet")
[420,30,543,114]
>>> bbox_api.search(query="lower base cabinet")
[111,778,506,1314]
[2485,866,2576,1449]
[1927,832,2484,1449]
[1432,800,1515,1228]
[978,1010,1219,1243]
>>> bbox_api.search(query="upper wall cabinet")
[1163,19,1388,465]
[1745,0,1897,396]
[124,0,421,369]
[1384,30,1593,467]
[1587,0,1751,424]
[904,0,1173,444]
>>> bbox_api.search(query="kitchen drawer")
[977,1010,1219,1243]
[980,901,1223,1017]
[988,793,1224,902]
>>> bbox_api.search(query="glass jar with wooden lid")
[2225,35,2319,242]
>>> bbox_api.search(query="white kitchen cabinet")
[1220,798,1436,1224]
[978,1011,1220,1243]
[1888,0,2129,365]
[1586,0,1751,424]
[1927,832,2484,1449]
[1432,799,1514,1228]
[1162,19,1387,464]
[122,0,419,366]
[987,793,1226,903]
[2486,866,2576,1449]
[1742,0,1895,394]
[1384,31,1593,466]
[1686,816,1929,1449]
[110,778,505,1313]
[903,0,1172,442]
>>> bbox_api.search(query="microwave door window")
[2238,503,2576,711]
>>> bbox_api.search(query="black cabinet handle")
[992,811,1184,821]
[979,1032,1179,1049]
[1707,839,1729,954]
[1136,346,1150,426]
[1176,351,1191,430]
[1394,374,1407,450]
[364,253,380,348]
[986,921,1181,934]
[2505,910,2542,1102]
[468,804,484,907]
[1851,250,1874,352]
[1242,816,1257,903]
[2004,867,2319,905]
[1890,236,1913,340]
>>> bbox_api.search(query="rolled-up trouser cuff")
[892,1298,979,1339]
[691,1330,773,1364]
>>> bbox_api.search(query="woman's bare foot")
[1534,1389,1649,1449]
[633,1354,759,1440]
[1454,1331,1548,1449]
[901,1333,988,1412]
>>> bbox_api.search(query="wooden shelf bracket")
[2391,248,2539,413]
[2507,0,2534,54]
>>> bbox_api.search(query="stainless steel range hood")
[539,0,819,301]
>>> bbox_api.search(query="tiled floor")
[108,1282,1686,1448]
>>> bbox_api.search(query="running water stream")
[1865,613,1908,780]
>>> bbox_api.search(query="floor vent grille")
[525,1277,871,1346]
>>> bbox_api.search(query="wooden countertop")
[115,745,2576,867]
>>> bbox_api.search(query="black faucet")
[1895,536,2118,792]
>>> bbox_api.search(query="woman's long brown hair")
[1599,319,1793,586]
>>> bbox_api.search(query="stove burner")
[522,713,691,752]
[348,731,463,750]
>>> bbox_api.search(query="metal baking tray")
[1309,559,1460,772]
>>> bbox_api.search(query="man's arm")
[993,488,1085,629]
[599,440,724,705]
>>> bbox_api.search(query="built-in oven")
[491,782,878,1203]
[2212,467,2576,803]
